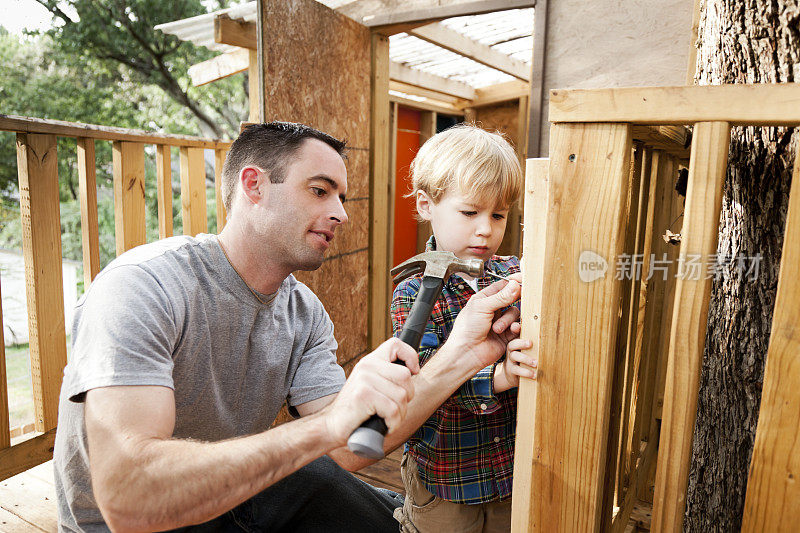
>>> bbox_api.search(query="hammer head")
[391,251,484,285]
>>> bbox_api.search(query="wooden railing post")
[179,146,208,236]
[77,137,101,286]
[0,277,8,449]
[652,121,731,532]
[156,144,174,239]
[214,148,228,231]
[112,141,146,254]
[16,133,68,433]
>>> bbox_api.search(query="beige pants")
[394,453,512,533]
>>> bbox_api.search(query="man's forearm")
[95,410,339,532]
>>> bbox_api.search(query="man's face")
[417,188,509,263]
[255,138,349,271]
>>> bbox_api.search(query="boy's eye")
[460,210,477,217]
[493,213,506,220]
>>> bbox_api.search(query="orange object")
[393,107,421,265]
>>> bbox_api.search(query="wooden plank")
[409,23,531,81]
[686,0,702,85]
[390,62,476,101]
[188,48,250,87]
[214,148,228,231]
[740,140,800,532]
[601,144,648,528]
[419,111,437,145]
[156,145,173,239]
[0,468,57,531]
[631,125,690,161]
[179,147,208,237]
[549,85,800,126]
[0,277,7,450]
[112,141,147,255]
[16,134,67,433]
[389,80,468,105]
[469,80,530,108]
[526,0,547,158]
[0,114,231,149]
[388,94,463,116]
[0,430,56,482]
[214,14,256,49]
[524,123,632,532]
[369,32,391,349]
[362,0,535,33]
[510,158,549,533]
[651,121,730,533]
[611,440,657,533]
[248,49,259,122]
[77,137,101,286]
[517,95,529,162]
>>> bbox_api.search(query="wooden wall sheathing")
[260,0,372,369]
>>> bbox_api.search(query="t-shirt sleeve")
[286,304,345,407]
[63,265,178,402]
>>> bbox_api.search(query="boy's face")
[417,188,509,263]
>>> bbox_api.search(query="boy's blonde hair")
[410,124,522,209]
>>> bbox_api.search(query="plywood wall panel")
[476,102,520,149]
[344,148,371,199]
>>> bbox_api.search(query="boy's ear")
[416,190,433,221]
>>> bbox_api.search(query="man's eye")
[460,211,477,216]
[312,187,326,197]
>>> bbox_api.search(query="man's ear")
[416,190,434,221]
[239,166,265,205]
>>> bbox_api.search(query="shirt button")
[480,403,488,411]
[494,437,500,443]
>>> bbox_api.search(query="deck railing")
[0,114,232,481]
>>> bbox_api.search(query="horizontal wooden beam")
[189,48,250,87]
[389,94,464,116]
[214,14,256,49]
[362,0,535,35]
[631,125,691,160]
[0,429,56,482]
[390,62,476,100]
[466,80,529,108]
[389,80,468,105]
[0,114,231,149]
[409,23,531,81]
[550,84,800,126]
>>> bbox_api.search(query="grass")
[4,342,34,428]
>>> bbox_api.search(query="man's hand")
[323,338,420,446]
[446,274,523,371]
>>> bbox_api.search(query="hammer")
[347,250,485,459]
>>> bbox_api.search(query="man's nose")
[331,199,349,225]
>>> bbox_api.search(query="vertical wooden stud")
[214,148,228,231]
[248,49,260,123]
[652,121,730,532]
[156,144,174,239]
[0,276,8,449]
[77,137,101,286]
[179,146,208,237]
[112,141,146,255]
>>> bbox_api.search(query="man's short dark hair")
[221,121,347,212]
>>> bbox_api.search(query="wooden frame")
[512,83,800,532]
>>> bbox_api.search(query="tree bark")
[685,1,798,530]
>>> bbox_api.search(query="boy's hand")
[446,275,522,372]
[493,332,536,393]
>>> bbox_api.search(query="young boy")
[391,124,536,533]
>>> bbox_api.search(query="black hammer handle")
[347,275,445,459]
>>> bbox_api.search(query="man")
[53,122,522,532]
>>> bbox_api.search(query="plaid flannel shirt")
[390,237,521,504]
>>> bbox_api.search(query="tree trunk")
[685,1,798,530]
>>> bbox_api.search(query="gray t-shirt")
[53,234,346,532]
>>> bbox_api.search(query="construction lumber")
[740,140,800,531]
[631,125,690,161]
[214,14,256,49]
[179,146,208,237]
[468,80,529,108]
[409,23,530,81]
[510,158,549,533]
[514,123,633,532]
[215,148,228,231]
[188,48,250,87]
[361,0,535,35]
[156,145,174,239]
[389,80,467,106]
[369,32,391,348]
[388,94,464,115]
[77,137,101,287]
[0,281,7,450]
[16,134,68,433]
[651,121,731,532]
[549,84,800,126]
[0,114,231,149]
[112,141,147,254]
[0,430,56,482]
[390,62,476,100]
